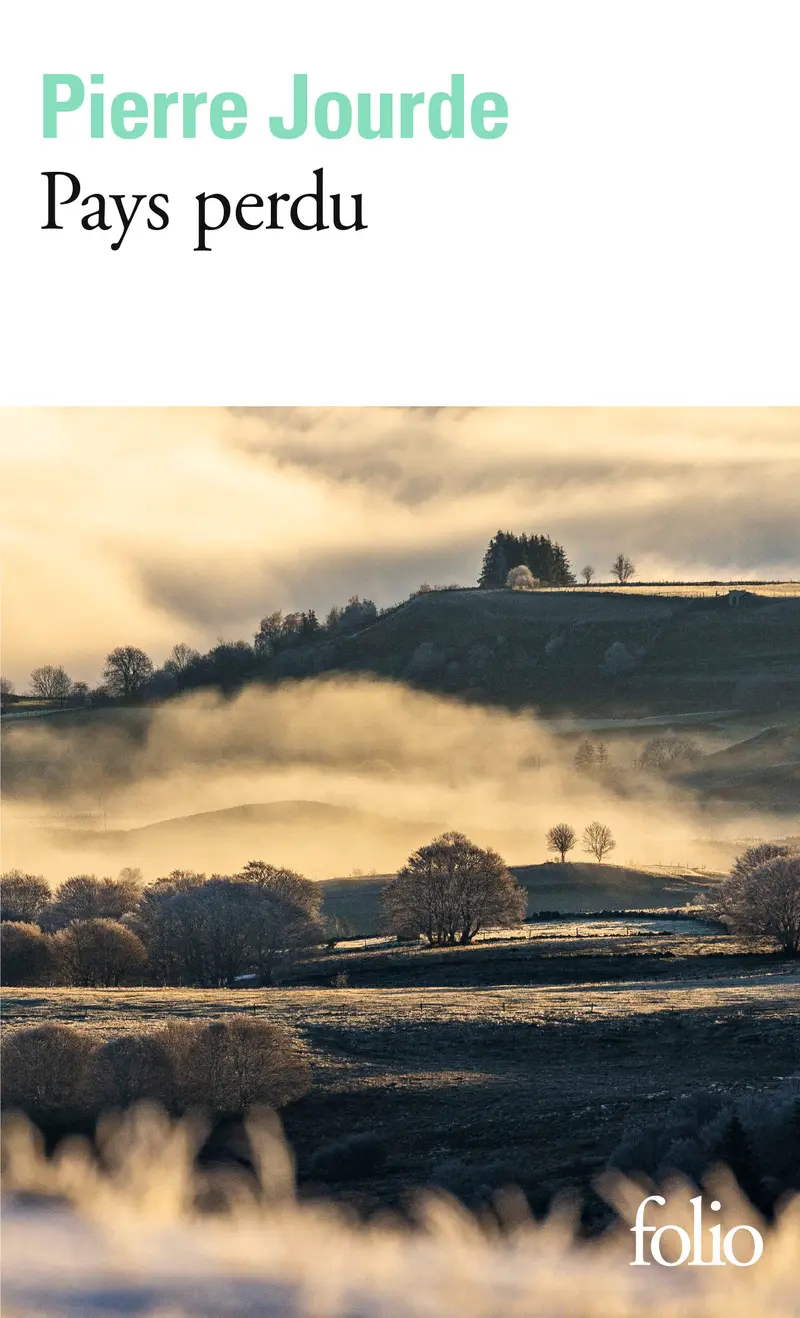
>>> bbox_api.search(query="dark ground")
[7,931,798,1233]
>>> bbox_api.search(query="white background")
[1,0,799,404]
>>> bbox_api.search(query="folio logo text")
[632,1195,763,1267]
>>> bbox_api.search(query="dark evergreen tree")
[479,531,512,588]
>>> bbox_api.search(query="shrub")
[608,1080,800,1214]
[51,918,148,986]
[86,1032,178,1111]
[180,1018,311,1112]
[309,1131,388,1181]
[603,641,636,675]
[1,1024,95,1117]
[0,921,54,985]
[506,565,540,591]
[2,1018,311,1119]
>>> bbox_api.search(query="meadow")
[5,921,799,1224]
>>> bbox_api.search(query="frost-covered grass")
[5,972,800,1042]
[2,1105,799,1318]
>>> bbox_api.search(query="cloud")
[2,676,787,882]
[0,407,797,683]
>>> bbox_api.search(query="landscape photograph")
[1,406,799,1316]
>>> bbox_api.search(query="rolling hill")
[329,587,800,717]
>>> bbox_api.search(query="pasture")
[5,934,799,1219]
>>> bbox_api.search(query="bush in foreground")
[5,1104,798,1318]
[87,1031,178,1110]
[609,1079,800,1214]
[308,1131,388,1181]
[180,1018,311,1112]
[0,1024,95,1118]
[1,1017,310,1119]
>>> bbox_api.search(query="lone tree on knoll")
[547,823,576,863]
[583,821,616,863]
[610,553,635,585]
[384,832,526,946]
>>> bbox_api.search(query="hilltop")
[329,585,800,716]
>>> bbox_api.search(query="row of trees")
[2,534,639,708]
[0,649,156,706]
[504,554,637,591]
[1,862,325,987]
[5,834,797,987]
[0,593,384,709]
[2,840,524,984]
[572,737,703,775]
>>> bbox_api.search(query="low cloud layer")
[1,407,798,684]
[3,677,790,882]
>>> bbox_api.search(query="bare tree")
[583,821,616,863]
[0,676,17,704]
[581,565,595,585]
[547,823,576,863]
[29,665,72,702]
[254,612,285,655]
[717,853,800,955]
[237,860,322,917]
[1,871,51,924]
[41,873,142,931]
[131,870,321,987]
[506,564,540,591]
[610,554,635,585]
[51,918,148,987]
[102,646,154,699]
[637,737,702,772]
[384,832,526,946]
[164,642,200,674]
[730,842,789,882]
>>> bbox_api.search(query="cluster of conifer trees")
[478,532,575,588]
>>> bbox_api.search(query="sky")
[1,406,798,686]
